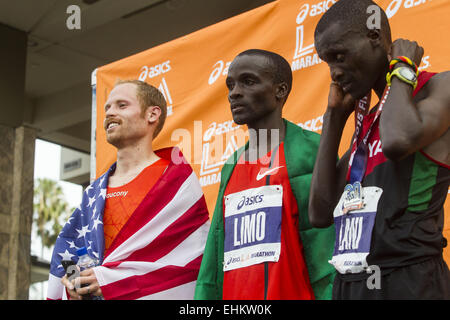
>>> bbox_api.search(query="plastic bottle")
[76,247,98,270]
[76,247,101,300]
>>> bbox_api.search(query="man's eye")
[244,78,256,85]
[336,54,345,62]
[226,81,234,90]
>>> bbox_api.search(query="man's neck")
[246,117,286,161]
[374,65,390,100]
[112,140,160,184]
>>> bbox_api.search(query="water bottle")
[76,247,101,300]
[77,247,98,270]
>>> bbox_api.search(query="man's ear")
[367,29,382,48]
[146,106,162,124]
[275,82,289,101]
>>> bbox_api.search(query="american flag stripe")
[104,160,192,258]
[136,281,197,300]
[47,273,64,300]
[124,200,210,262]
[100,256,203,300]
[103,171,204,264]
[95,221,210,285]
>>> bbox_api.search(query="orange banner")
[94,0,450,263]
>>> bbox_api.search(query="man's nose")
[330,66,345,83]
[105,104,117,117]
[228,84,242,101]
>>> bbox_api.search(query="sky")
[31,139,83,261]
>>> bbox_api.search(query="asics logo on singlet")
[106,191,128,199]
[237,194,264,210]
[256,166,284,181]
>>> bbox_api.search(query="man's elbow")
[381,136,415,161]
[309,214,333,228]
[381,122,427,161]
[308,202,334,228]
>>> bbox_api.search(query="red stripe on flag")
[102,260,122,269]
[125,197,209,262]
[101,255,203,300]
[104,161,192,258]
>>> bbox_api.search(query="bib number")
[329,186,382,274]
[223,185,282,271]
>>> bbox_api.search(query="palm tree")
[33,178,72,256]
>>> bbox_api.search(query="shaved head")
[315,0,391,47]
[237,49,293,102]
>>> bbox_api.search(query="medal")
[330,85,392,274]
[342,181,364,214]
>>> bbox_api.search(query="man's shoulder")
[285,119,321,146]
[419,70,450,97]
[222,145,245,166]
[301,127,321,141]
[431,71,450,91]
[427,70,450,80]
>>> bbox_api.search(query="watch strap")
[386,67,418,89]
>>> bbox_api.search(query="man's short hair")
[315,0,391,44]
[115,79,167,138]
[237,49,293,101]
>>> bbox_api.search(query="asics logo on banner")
[237,194,264,210]
[292,2,333,70]
[138,60,171,80]
[256,166,284,181]
[208,60,231,85]
[386,0,431,19]
[298,116,323,133]
[203,120,240,142]
[296,0,337,25]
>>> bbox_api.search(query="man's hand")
[61,273,82,300]
[388,39,424,68]
[327,81,356,119]
[61,268,103,300]
[309,82,355,228]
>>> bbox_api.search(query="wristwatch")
[386,66,418,89]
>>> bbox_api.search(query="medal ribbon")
[348,85,391,184]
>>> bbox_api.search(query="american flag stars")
[50,167,114,280]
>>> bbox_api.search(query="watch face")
[399,67,417,81]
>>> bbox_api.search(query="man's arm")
[309,82,355,228]
[380,39,450,162]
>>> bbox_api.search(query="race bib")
[223,185,282,271]
[329,186,383,274]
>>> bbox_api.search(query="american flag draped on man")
[47,147,210,300]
